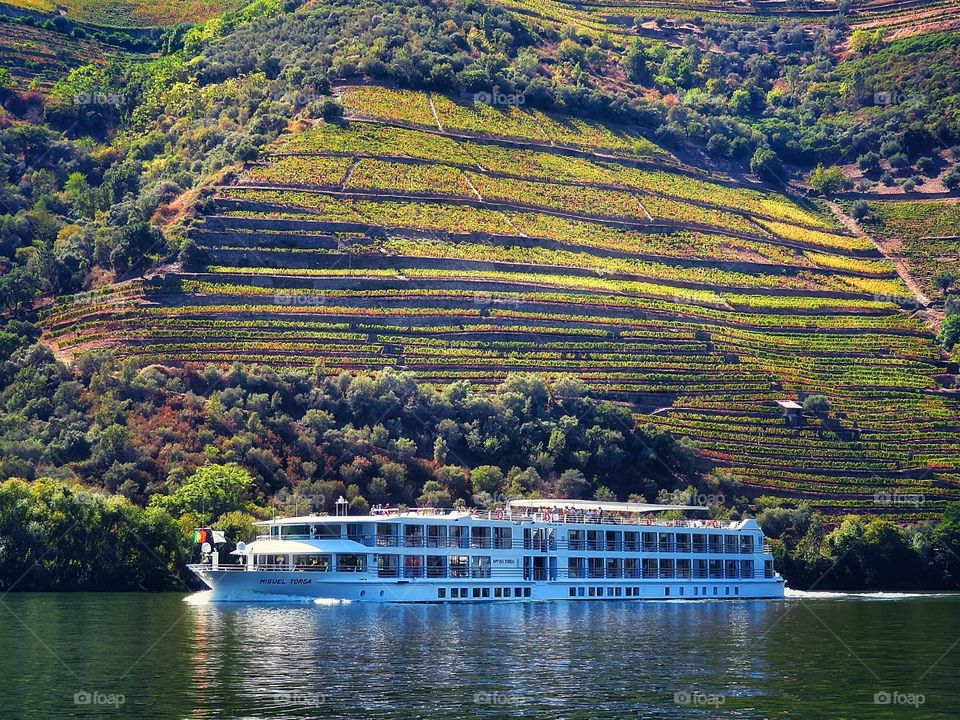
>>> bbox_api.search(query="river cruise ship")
[189,499,785,602]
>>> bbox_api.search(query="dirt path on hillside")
[826,201,945,331]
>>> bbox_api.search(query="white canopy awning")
[507,499,708,513]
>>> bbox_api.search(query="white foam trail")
[184,590,329,604]
[786,588,958,600]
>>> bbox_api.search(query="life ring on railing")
[541,512,551,522]
[496,508,505,520]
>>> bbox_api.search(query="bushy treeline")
[0,327,705,515]
[0,477,192,591]
[761,503,960,591]
[194,1,960,172]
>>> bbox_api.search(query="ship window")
[494,587,502,598]
[337,554,365,572]
[481,588,490,598]
[293,554,330,571]
[679,587,684,596]
[283,524,311,538]
[588,587,595,597]
[523,588,531,597]
[735,587,740,596]
[726,586,731,596]
[472,588,481,598]
[312,524,341,539]
[568,529,584,550]
[515,587,522,597]
[470,556,491,578]
[404,525,425,547]
[438,588,446,599]
[569,588,576,597]
[503,587,511,598]
[713,587,718,596]
[664,587,670,596]
[634,587,639,595]
[449,556,469,578]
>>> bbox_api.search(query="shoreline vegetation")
[2,475,960,592]
[0,322,958,593]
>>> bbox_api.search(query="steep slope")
[0,0,248,27]
[0,15,148,94]
[855,198,960,298]
[42,85,960,520]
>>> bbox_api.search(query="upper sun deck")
[253,498,754,538]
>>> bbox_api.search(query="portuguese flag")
[193,528,226,544]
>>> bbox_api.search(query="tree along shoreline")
[3,476,960,593]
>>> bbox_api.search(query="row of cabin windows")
[667,586,739,597]
[438,587,533,599]
[260,554,773,580]
[255,554,365,571]
[269,524,760,555]
[567,530,757,553]
[269,524,346,539]
[567,557,762,579]
[376,555,493,578]
[380,524,515,549]
[438,584,748,600]
[566,586,741,598]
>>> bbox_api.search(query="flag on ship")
[193,529,226,544]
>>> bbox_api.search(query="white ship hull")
[190,565,786,603]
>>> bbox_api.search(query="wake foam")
[184,590,341,604]
[786,588,957,601]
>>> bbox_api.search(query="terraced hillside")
[855,198,960,297]
[0,17,132,92]
[0,0,248,27]
[41,86,960,520]
[494,0,959,34]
